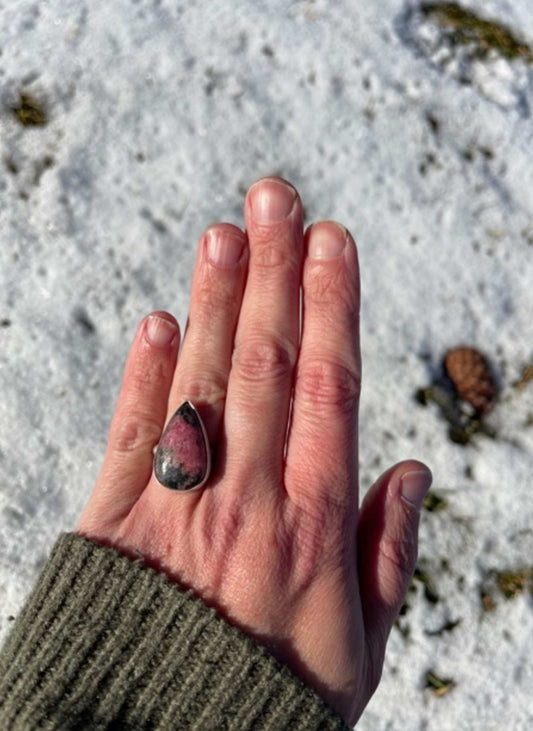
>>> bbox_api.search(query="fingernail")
[146,315,178,348]
[206,230,245,267]
[250,179,296,224]
[400,469,433,510]
[308,222,347,259]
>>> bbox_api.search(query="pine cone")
[443,347,497,415]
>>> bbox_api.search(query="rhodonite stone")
[154,401,209,490]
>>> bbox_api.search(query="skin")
[77,177,432,726]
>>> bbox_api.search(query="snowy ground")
[1,1,532,728]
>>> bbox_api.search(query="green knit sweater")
[0,533,350,730]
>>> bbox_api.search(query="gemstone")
[154,401,210,490]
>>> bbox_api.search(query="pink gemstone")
[154,401,209,490]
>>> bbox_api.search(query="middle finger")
[163,223,248,461]
[224,177,304,485]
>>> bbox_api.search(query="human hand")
[76,177,432,726]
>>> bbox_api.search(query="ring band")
[153,401,212,491]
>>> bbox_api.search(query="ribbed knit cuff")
[0,532,350,730]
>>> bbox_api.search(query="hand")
[76,177,432,725]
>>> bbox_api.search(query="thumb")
[356,460,432,648]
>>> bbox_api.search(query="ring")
[153,400,212,491]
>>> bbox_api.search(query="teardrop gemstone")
[154,401,210,490]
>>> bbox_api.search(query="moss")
[481,567,532,609]
[415,380,497,446]
[11,91,47,126]
[496,568,532,599]
[394,618,411,639]
[448,419,482,445]
[4,156,19,174]
[425,618,461,636]
[423,491,448,512]
[513,364,533,390]
[421,3,533,62]
[414,567,439,604]
[425,670,456,697]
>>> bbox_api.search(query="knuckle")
[296,357,361,412]
[193,274,239,321]
[112,417,162,454]
[131,354,170,392]
[379,535,418,586]
[232,335,295,383]
[306,264,357,310]
[252,241,291,270]
[177,373,227,409]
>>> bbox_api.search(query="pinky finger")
[77,312,180,532]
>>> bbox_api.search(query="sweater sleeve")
[0,532,351,730]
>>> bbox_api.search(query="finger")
[164,224,247,452]
[224,177,303,486]
[77,312,180,531]
[356,461,432,648]
[285,222,360,514]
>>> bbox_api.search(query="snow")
[1,0,532,728]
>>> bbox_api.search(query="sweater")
[0,532,350,730]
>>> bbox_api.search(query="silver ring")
[153,400,212,491]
